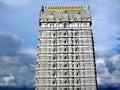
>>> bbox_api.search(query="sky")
[0,0,120,90]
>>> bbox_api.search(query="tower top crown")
[40,6,91,23]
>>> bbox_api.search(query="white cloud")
[1,56,20,64]
[0,31,36,87]
[83,1,120,88]
[19,47,37,56]
[96,51,120,88]
[12,35,23,43]
[0,0,31,6]
[0,73,16,86]
[0,55,35,87]
[89,0,120,52]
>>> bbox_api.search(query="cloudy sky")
[0,0,120,90]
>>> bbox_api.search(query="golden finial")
[48,6,83,10]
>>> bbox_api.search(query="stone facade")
[36,6,97,90]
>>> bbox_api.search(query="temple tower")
[36,6,97,90]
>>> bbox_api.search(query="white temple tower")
[36,6,97,90]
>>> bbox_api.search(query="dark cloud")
[0,33,21,56]
[0,32,36,88]
[0,87,34,90]
[98,85,120,90]
[96,51,120,89]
